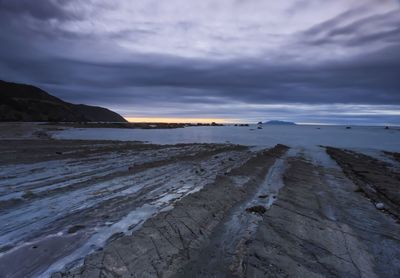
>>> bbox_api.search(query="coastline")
[0,123,399,277]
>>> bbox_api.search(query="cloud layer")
[1,0,400,124]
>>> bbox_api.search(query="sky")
[1,0,400,125]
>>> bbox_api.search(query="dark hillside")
[0,80,127,122]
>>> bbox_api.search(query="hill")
[264,120,296,125]
[0,80,127,122]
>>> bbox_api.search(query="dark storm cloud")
[37,43,400,104]
[303,8,400,47]
[1,43,400,106]
[0,0,400,124]
[0,0,79,21]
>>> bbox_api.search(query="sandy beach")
[0,123,399,277]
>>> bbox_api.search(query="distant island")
[263,120,296,125]
[0,80,127,122]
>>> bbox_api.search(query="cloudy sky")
[1,0,400,124]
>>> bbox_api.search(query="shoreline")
[0,124,399,277]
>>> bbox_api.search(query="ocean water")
[53,125,400,151]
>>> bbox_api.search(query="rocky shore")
[0,125,399,277]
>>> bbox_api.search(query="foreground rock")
[243,156,400,277]
[0,140,251,277]
[3,139,399,278]
[384,151,400,164]
[57,144,289,277]
[246,205,267,215]
[326,147,400,218]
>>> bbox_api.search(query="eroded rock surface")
[0,140,252,277]
[2,140,399,278]
[243,156,400,278]
[57,145,289,277]
[326,147,400,218]
[384,151,400,163]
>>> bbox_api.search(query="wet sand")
[0,123,399,277]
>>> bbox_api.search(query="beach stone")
[246,205,267,215]
[375,202,385,210]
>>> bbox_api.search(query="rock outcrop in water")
[0,80,127,122]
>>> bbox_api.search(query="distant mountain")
[264,120,296,125]
[0,80,127,122]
